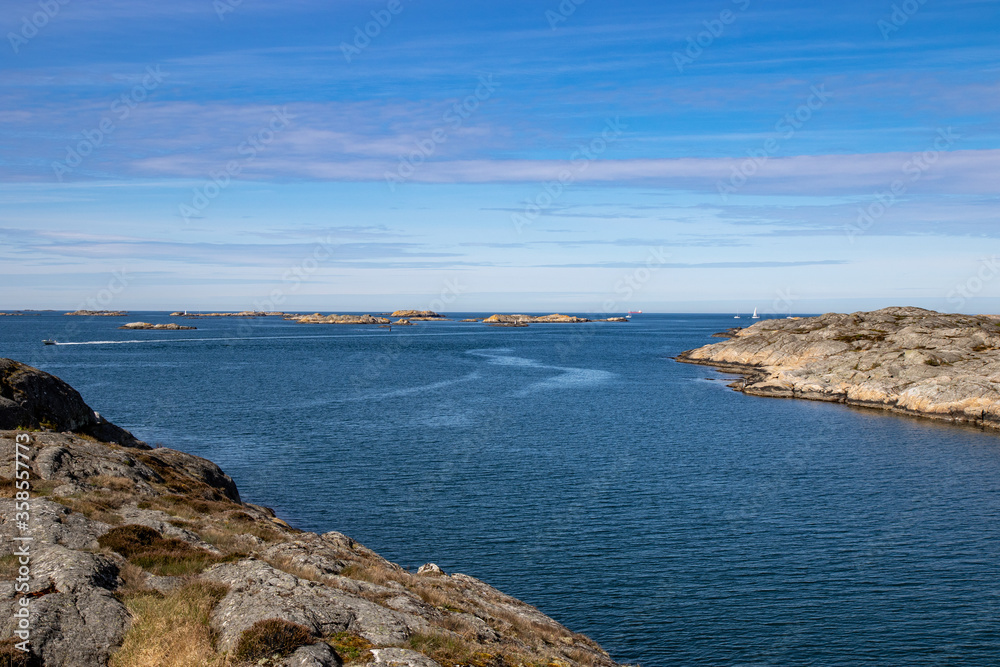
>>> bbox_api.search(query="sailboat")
[751,307,760,319]
[734,313,741,319]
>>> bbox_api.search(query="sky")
[1,0,998,314]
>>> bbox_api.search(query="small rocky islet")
[118,322,197,331]
[64,311,129,317]
[678,306,1000,429]
[0,358,623,667]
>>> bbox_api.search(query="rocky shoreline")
[677,307,1000,430]
[0,359,622,667]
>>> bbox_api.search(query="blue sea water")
[3,312,1000,666]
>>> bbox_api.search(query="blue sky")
[2,0,998,313]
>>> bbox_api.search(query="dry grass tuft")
[53,490,133,525]
[87,475,137,492]
[407,631,492,667]
[0,553,21,579]
[0,638,42,666]
[136,493,237,521]
[340,561,410,587]
[109,580,229,667]
[232,619,314,663]
[98,524,236,576]
[0,475,70,499]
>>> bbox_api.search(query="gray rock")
[32,441,160,492]
[368,647,443,666]
[115,506,220,552]
[0,498,110,551]
[284,642,343,667]
[261,535,351,578]
[0,545,129,667]
[202,559,430,650]
[140,447,241,502]
[0,358,145,447]
[416,563,443,576]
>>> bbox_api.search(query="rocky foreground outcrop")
[0,359,620,667]
[678,307,1000,429]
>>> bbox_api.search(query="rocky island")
[678,307,1000,429]
[118,322,198,331]
[390,311,447,321]
[172,311,294,318]
[0,359,620,667]
[482,315,628,326]
[290,314,392,325]
[64,311,128,317]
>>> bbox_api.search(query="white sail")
[751,307,759,319]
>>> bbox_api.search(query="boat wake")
[467,348,614,395]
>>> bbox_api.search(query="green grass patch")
[327,632,374,664]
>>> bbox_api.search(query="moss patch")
[327,632,374,664]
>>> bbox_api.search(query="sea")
[3,312,1000,666]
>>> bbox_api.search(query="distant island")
[171,311,291,318]
[389,310,447,320]
[65,310,128,317]
[119,322,197,331]
[291,313,393,325]
[678,307,1000,430]
[484,314,629,325]
[0,359,622,666]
